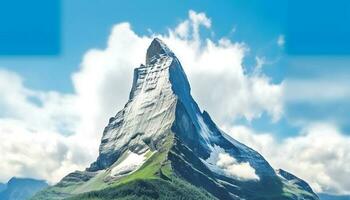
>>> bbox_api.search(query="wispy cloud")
[285,78,350,103]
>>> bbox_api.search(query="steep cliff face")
[89,39,179,171]
[33,38,319,200]
[90,38,275,179]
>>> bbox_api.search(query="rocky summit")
[32,38,320,200]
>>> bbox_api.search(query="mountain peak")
[0,177,48,200]
[128,38,190,101]
[146,38,173,65]
[7,177,47,187]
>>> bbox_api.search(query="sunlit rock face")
[89,38,179,170]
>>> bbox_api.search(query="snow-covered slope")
[33,38,319,200]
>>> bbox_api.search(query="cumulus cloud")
[0,70,91,183]
[165,12,283,123]
[0,10,281,183]
[224,124,350,194]
[0,69,77,134]
[0,119,90,183]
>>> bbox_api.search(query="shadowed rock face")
[36,38,319,200]
[277,169,315,194]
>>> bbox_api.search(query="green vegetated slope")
[66,135,220,200]
[32,134,213,200]
[32,133,315,200]
[67,134,216,200]
[68,178,216,200]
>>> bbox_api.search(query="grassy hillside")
[68,178,216,200]
[32,133,318,200]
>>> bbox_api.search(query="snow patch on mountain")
[197,114,212,142]
[205,145,260,181]
[111,150,149,177]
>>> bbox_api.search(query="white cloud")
[0,10,282,184]
[0,69,79,135]
[175,20,190,39]
[166,13,283,123]
[217,153,259,181]
[206,145,259,181]
[0,70,90,183]
[224,124,350,194]
[174,10,211,41]
[277,34,285,47]
[0,118,90,184]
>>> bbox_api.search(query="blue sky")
[1,0,350,137]
[1,0,288,91]
[0,0,350,193]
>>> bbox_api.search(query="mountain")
[318,193,350,200]
[0,177,48,200]
[33,38,319,200]
[0,183,6,192]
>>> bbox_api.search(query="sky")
[0,0,350,195]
